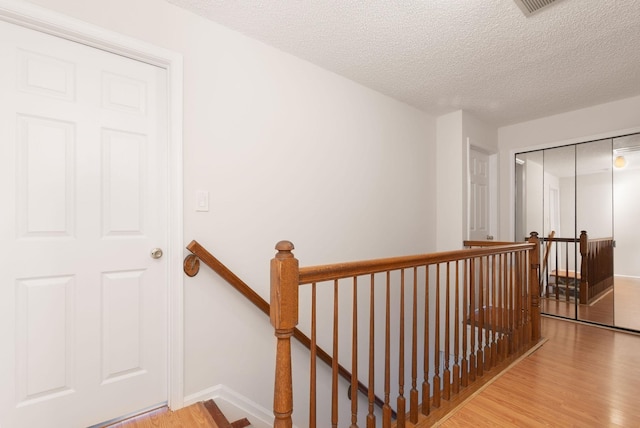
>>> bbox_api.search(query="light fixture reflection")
[614,155,626,169]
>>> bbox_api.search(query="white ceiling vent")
[513,0,563,16]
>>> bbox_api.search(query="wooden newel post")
[270,241,299,428]
[579,230,588,304]
[528,232,541,342]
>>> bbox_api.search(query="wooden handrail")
[539,235,615,243]
[463,240,517,247]
[185,240,269,313]
[298,243,534,285]
[183,240,392,417]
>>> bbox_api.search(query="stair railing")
[271,233,541,427]
[182,240,390,417]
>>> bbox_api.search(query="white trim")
[0,0,173,68]
[184,385,275,428]
[511,126,640,154]
[0,0,185,411]
[614,273,640,280]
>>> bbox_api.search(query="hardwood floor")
[105,316,640,427]
[107,402,217,428]
[612,276,640,330]
[440,316,640,427]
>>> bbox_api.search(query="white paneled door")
[0,20,168,428]
[468,148,491,241]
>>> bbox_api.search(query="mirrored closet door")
[515,132,640,331]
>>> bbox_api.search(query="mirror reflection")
[515,132,640,331]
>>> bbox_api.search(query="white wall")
[436,111,463,250]
[614,167,640,277]
[575,172,613,238]
[498,95,640,240]
[524,159,544,237]
[559,176,575,238]
[22,0,437,424]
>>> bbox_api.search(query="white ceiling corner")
[165,0,640,127]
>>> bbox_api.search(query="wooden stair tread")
[202,399,251,428]
[195,402,221,428]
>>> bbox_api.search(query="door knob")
[150,248,164,259]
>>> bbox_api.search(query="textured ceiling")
[165,0,640,126]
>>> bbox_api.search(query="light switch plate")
[196,190,209,212]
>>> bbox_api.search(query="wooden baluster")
[502,253,511,359]
[520,249,537,347]
[310,283,317,428]
[410,268,419,424]
[514,251,521,352]
[332,280,339,428]
[527,247,533,344]
[529,232,541,342]
[521,250,527,350]
[518,247,529,350]
[383,272,392,428]
[520,249,527,347]
[484,256,491,372]
[270,241,299,428]
[554,240,560,300]
[505,252,511,358]
[545,239,550,298]
[397,270,406,428]
[452,260,461,394]
[367,274,376,428]
[477,257,484,378]
[461,259,469,388]
[565,239,570,302]
[554,239,559,299]
[504,253,511,356]
[433,264,441,408]
[443,262,451,400]
[421,266,430,416]
[493,255,500,364]
[469,258,476,382]
[499,254,506,362]
[498,254,504,359]
[491,254,498,369]
[509,252,516,355]
[486,256,493,371]
[524,250,531,345]
[520,250,525,343]
[505,253,511,356]
[507,252,513,356]
[351,277,358,428]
